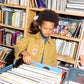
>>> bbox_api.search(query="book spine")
[0,50,5,60]
[40,0,47,8]
[36,0,41,7]
[74,22,81,38]
[0,29,1,44]
[8,11,13,25]
[12,32,21,46]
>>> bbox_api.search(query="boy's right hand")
[21,51,32,65]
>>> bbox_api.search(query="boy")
[14,10,59,67]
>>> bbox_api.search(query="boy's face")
[39,21,55,38]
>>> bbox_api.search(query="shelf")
[57,54,75,64]
[51,34,80,42]
[29,7,84,17]
[29,7,46,11]
[0,3,26,9]
[0,44,14,48]
[0,24,24,31]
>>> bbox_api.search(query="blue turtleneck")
[40,32,49,64]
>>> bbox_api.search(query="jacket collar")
[35,32,52,44]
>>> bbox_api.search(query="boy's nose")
[46,29,49,33]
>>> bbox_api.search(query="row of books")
[57,60,74,71]
[0,27,23,46]
[56,0,67,11]
[53,17,82,39]
[30,0,67,10]
[0,0,27,6]
[0,46,12,69]
[65,0,84,13]
[0,62,65,84]
[0,6,25,28]
[53,38,78,59]
[30,0,84,13]
[30,0,47,8]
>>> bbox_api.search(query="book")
[66,42,72,56]
[69,42,77,58]
[55,39,62,52]
[0,50,5,60]
[65,7,84,13]
[36,0,41,7]
[51,0,57,10]
[15,33,23,45]
[0,29,1,44]
[73,22,81,38]
[77,40,84,68]
[57,40,63,53]
[61,41,67,55]
[8,11,14,25]
[57,0,61,10]
[0,28,5,44]
[78,20,84,39]
[47,0,51,9]
[68,0,84,4]
[67,3,84,9]
[58,40,65,54]
[40,0,47,8]
[0,10,1,23]
[12,31,21,46]
[62,68,84,84]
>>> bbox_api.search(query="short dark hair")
[37,10,59,28]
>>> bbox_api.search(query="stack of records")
[0,62,65,84]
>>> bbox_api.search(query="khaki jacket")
[14,32,57,67]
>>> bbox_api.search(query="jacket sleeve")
[51,42,57,67]
[14,36,30,60]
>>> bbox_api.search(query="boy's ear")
[39,26,41,30]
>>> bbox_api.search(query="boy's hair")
[37,10,59,28]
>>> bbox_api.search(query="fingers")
[21,51,31,65]
[23,55,32,65]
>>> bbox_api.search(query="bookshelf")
[27,0,84,68]
[0,0,84,68]
[0,0,33,48]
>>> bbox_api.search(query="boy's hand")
[21,51,32,65]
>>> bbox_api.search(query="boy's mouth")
[45,33,49,37]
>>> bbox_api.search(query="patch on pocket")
[32,48,37,55]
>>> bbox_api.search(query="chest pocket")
[27,41,39,56]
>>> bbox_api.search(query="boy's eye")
[50,28,53,31]
[44,27,47,29]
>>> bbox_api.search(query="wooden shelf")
[0,44,14,48]
[0,3,26,9]
[51,34,80,42]
[0,23,24,31]
[29,7,84,17]
[29,7,46,11]
[0,0,30,48]
[57,54,75,64]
